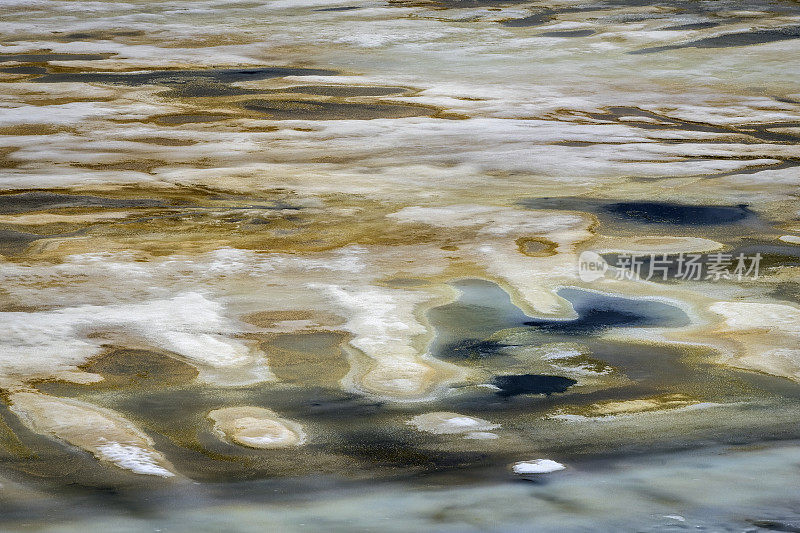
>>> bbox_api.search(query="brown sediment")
[516,236,558,257]
[275,85,412,97]
[125,137,200,146]
[75,160,169,172]
[74,348,200,389]
[240,98,440,120]
[45,30,147,42]
[2,190,492,258]
[262,331,351,386]
[150,113,235,125]
[0,124,72,136]
[0,52,116,62]
[0,147,21,169]
[241,309,346,329]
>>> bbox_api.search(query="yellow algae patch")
[9,392,175,477]
[207,407,305,449]
[550,394,721,421]
[407,412,499,438]
[516,237,558,257]
[583,395,704,416]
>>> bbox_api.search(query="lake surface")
[1,0,800,531]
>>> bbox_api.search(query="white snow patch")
[512,459,566,475]
[96,442,175,478]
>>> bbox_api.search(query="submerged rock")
[9,392,175,477]
[208,406,306,449]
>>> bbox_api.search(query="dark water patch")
[46,30,146,42]
[524,288,689,334]
[437,338,509,361]
[540,29,595,37]
[157,80,258,98]
[500,12,554,27]
[577,105,800,144]
[332,430,490,472]
[242,98,434,120]
[314,5,361,11]
[585,106,734,136]
[604,201,753,225]
[151,113,232,125]
[160,82,409,99]
[0,229,44,254]
[429,280,689,362]
[278,85,410,97]
[519,197,765,233]
[127,136,198,146]
[582,105,727,134]
[738,122,800,143]
[306,394,385,419]
[497,2,606,27]
[492,374,577,398]
[632,25,800,54]
[427,279,531,360]
[0,53,113,63]
[56,30,146,41]
[0,192,163,214]
[30,66,337,86]
[594,0,800,17]
[495,0,742,29]
[0,65,48,75]
[663,21,721,30]
[40,380,495,482]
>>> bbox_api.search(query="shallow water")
[1,0,800,530]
